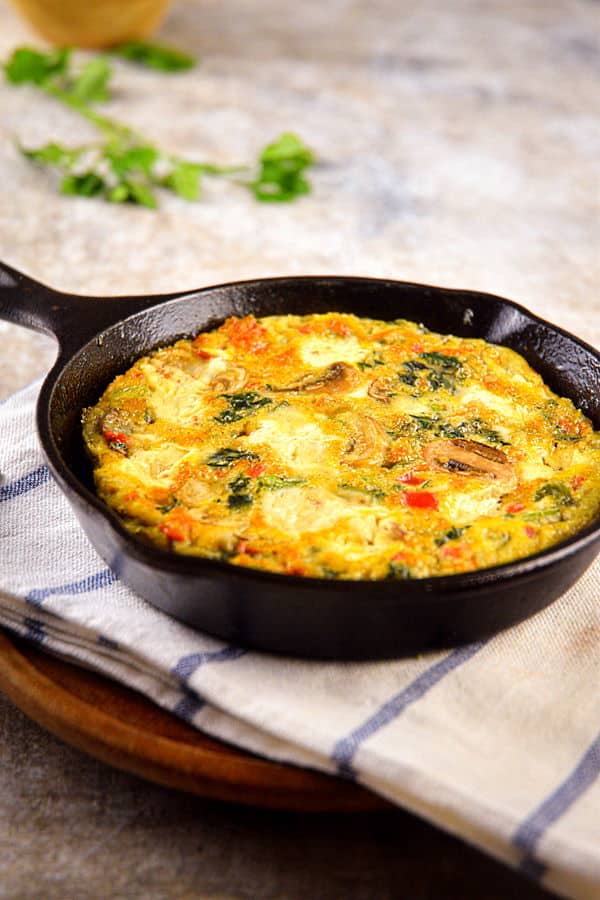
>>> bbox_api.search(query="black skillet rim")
[39,274,600,594]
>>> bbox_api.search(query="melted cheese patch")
[83,313,600,580]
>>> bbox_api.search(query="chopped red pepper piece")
[506,502,525,514]
[329,319,352,337]
[398,472,425,486]
[442,545,463,559]
[102,429,129,445]
[237,540,260,557]
[222,316,269,353]
[404,491,438,510]
[246,462,266,477]
[159,523,187,543]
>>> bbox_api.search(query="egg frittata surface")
[82,313,600,579]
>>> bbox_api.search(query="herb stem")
[42,82,138,141]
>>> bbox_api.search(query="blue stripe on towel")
[0,465,50,502]
[27,567,118,607]
[513,729,600,880]
[172,647,247,682]
[173,689,205,723]
[23,616,46,644]
[331,641,486,778]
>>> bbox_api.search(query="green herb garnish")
[70,57,112,103]
[248,133,314,202]
[4,46,70,85]
[5,45,315,207]
[113,41,196,72]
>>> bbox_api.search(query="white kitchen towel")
[0,379,599,900]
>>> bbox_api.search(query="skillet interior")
[39,277,600,658]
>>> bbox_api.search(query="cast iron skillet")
[1,260,599,659]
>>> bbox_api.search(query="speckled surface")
[0,0,597,894]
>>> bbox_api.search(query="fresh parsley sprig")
[4,45,315,207]
[248,133,314,203]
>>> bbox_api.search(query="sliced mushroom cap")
[270,362,360,395]
[343,414,389,467]
[368,376,397,403]
[210,365,248,393]
[423,438,515,481]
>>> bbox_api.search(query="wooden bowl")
[8,0,172,48]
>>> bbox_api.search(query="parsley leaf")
[4,46,70,85]
[114,41,196,72]
[22,142,78,167]
[164,161,203,200]
[71,57,112,103]
[61,173,105,197]
[249,133,314,202]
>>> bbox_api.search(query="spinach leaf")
[435,526,468,547]
[227,493,253,509]
[534,482,574,507]
[227,474,253,508]
[156,496,180,513]
[214,392,272,424]
[469,418,510,446]
[259,475,306,490]
[387,560,411,579]
[400,352,462,393]
[206,448,259,467]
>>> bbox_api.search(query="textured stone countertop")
[0,0,598,895]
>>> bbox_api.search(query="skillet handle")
[0,260,61,339]
[0,260,186,356]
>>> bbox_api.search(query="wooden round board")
[0,630,386,812]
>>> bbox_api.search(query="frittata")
[82,313,600,579]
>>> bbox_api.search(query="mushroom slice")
[210,365,248,393]
[270,362,360,394]
[368,376,397,403]
[343,415,389,467]
[423,438,515,481]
